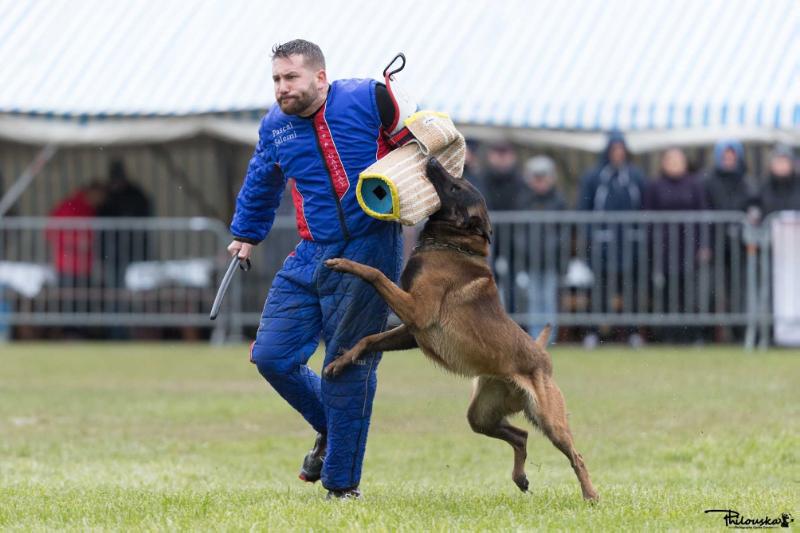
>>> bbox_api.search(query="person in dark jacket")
[703,139,759,213]
[645,148,707,212]
[96,159,154,339]
[577,131,647,348]
[759,144,800,217]
[97,159,153,266]
[578,131,647,212]
[525,155,567,211]
[462,138,482,188]
[702,139,758,342]
[476,140,526,210]
[99,159,152,219]
[644,148,709,343]
[519,156,566,343]
[476,140,527,313]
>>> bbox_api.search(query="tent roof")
[0,0,798,148]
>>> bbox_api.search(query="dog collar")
[413,238,484,257]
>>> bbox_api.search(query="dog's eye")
[450,185,458,193]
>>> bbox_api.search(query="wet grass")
[0,343,797,531]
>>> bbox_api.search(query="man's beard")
[277,85,318,116]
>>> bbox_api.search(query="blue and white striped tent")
[0,0,797,150]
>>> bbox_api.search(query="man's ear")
[316,69,328,87]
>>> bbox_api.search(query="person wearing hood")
[703,139,759,214]
[758,144,800,217]
[577,131,647,348]
[578,131,647,212]
[703,139,758,342]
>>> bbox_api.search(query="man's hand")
[228,240,254,260]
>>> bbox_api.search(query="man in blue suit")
[228,39,403,499]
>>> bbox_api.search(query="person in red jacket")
[46,183,106,325]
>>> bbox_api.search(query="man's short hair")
[271,39,326,70]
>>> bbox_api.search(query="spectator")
[463,138,482,187]
[96,159,154,339]
[578,131,647,212]
[703,139,759,215]
[476,139,525,210]
[46,182,106,337]
[577,130,647,348]
[519,156,566,343]
[758,144,800,217]
[703,139,758,342]
[645,148,706,211]
[644,147,709,343]
[475,139,527,311]
[98,159,152,218]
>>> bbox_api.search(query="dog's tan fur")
[324,159,598,501]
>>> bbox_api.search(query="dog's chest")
[400,254,425,291]
[417,328,480,377]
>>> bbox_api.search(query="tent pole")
[0,144,58,217]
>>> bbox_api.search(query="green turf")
[0,343,797,531]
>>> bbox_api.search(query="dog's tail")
[535,324,552,348]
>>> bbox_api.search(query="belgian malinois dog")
[324,158,598,501]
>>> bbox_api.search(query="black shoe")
[298,432,326,483]
[326,487,362,500]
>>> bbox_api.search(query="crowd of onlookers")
[465,132,798,220]
[461,132,798,347]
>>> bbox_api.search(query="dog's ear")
[535,324,552,347]
[467,215,492,243]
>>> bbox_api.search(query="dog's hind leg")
[467,376,530,492]
[324,258,418,325]
[513,374,599,501]
[323,325,417,378]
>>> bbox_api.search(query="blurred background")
[0,0,797,347]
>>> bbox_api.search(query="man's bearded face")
[272,55,322,116]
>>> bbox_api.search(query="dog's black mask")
[425,157,493,243]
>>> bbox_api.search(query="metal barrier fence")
[0,217,236,342]
[1,212,797,348]
[488,210,757,346]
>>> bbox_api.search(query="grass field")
[0,343,797,531]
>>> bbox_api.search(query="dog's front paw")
[323,360,345,379]
[324,258,354,273]
[323,348,362,378]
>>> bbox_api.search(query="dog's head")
[425,157,492,243]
